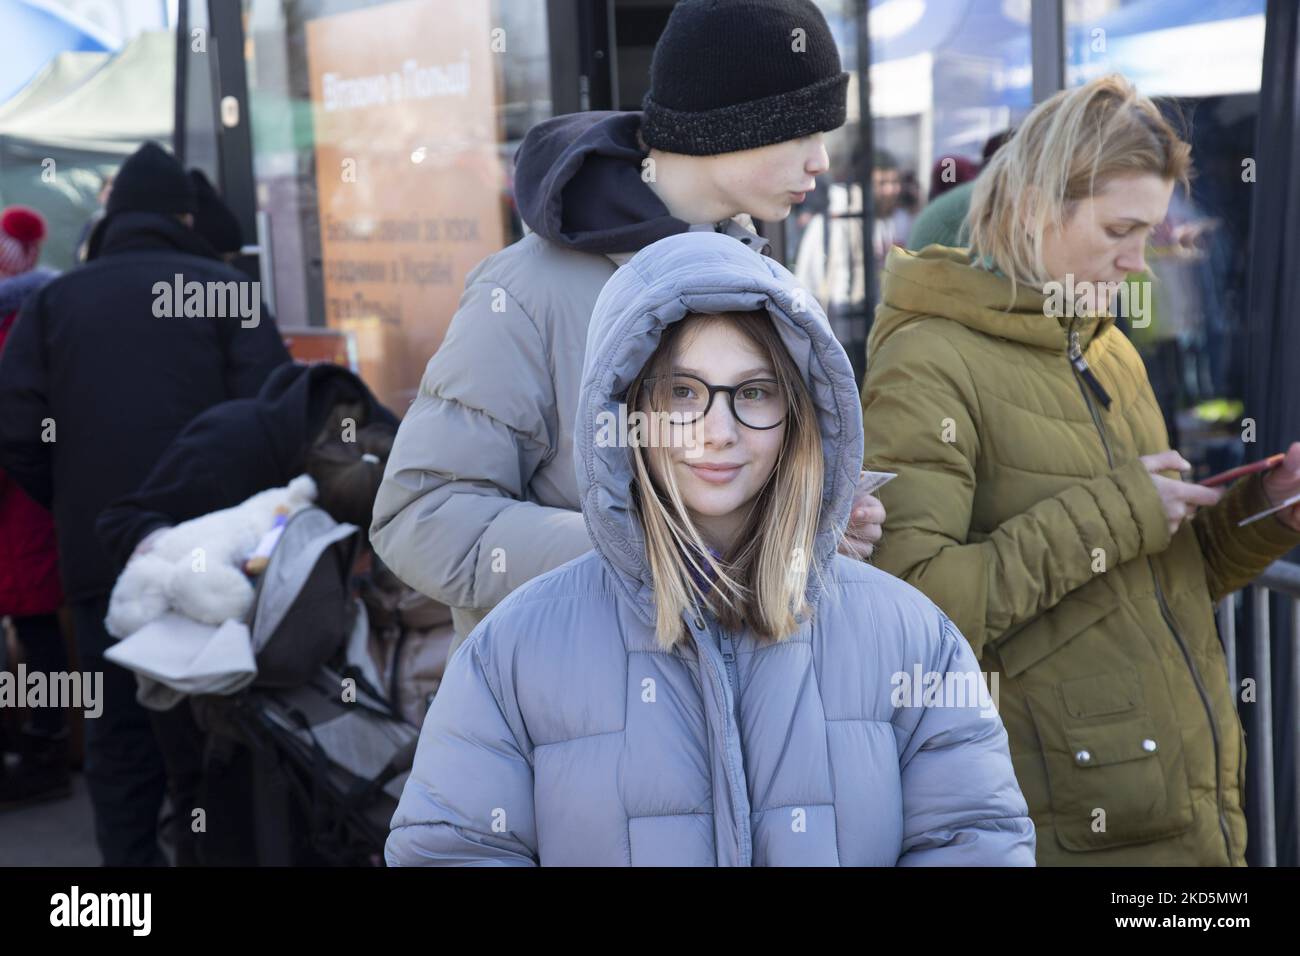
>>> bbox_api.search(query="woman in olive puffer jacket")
[861,74,1300,865]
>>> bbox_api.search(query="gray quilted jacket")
[386,231,1036,866]
[369,111,767,646]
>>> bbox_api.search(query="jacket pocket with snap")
[1022,665,1195,852]
[993,589,1114,679]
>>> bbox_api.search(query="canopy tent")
[0,29,172,152]
[0,30,173,270]
[0,0,113,104]
[0,51,109,122]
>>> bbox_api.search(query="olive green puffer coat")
[861,245,1300,865]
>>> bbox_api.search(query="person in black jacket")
[98,361,398,564]
[0,141,290,865]
[96,361,396,865]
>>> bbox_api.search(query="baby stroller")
[190,506,420,866]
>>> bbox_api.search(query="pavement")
[0,768,100,866]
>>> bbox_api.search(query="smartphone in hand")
[1200,453,1284,488]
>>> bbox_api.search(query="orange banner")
[306,0,506,412]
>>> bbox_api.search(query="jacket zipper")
[1068,328,1113,410]
[1065,320,1234,861]
[1150,568,1234,860]
[719,628,741,725]
[689,613,751,865]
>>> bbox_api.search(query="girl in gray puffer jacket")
[386,231,1035,866]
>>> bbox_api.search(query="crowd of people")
[2,0,1299,867]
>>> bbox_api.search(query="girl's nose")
[699,393,740,445]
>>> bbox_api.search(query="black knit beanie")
[641,0,849,156]
[106,141,197,218]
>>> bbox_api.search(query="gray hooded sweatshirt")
[385,231,1035,866]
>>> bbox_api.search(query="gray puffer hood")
[574,230,863,626]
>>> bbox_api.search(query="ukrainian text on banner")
[306,0,505,410]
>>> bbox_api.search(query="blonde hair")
[627,311,824,650]
[965,73,1191,297]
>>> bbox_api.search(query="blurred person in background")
[99,362,396,568]
[0,205,67,811]
[788,170,831,260]
[0,141,290,865]
[928,154,979,202]
[870,149,902,260]
[75,173,114,264]
[908,129,1013,252]
[888,169,922,249]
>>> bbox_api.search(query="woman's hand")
[1141,450,1223,537]
[1261,442,1300,533]
[840,475,886,560]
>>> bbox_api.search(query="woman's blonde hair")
[965,73,1192,296]
[627,310,824,650]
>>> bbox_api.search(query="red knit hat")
[0,206,48,278]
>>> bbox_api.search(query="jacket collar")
[873,245,1113,355]
[88,211,223,263]
[605,214,770,268]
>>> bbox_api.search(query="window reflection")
[1066,0,1266,473]
[243,0,551,408]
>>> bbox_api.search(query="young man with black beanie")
[0,140,290,865]
[373,0,886,654]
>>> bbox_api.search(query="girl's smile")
[687,462,745,484]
